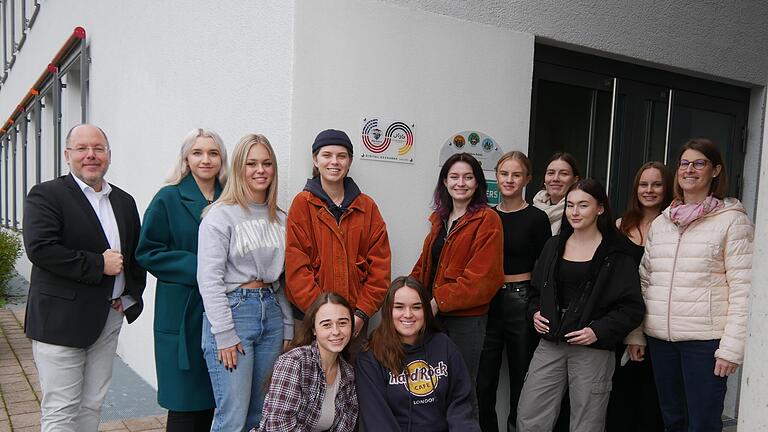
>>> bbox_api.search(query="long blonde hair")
[208,133,280,221]
[166,128,228,186]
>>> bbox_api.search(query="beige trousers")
[517,339,615,432]
[33,308,123,432]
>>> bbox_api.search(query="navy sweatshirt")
[356,332,480,432]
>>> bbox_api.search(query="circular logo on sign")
[482,138,494,153]
[404,360,439,397]
[386,122,415,156]
[453,135,465,149]
[362,119,389,153]
[468,132,480,146]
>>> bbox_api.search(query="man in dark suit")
[23,124,146,432]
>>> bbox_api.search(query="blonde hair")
[207,134,280,221]
[166,128,228,186]
[495,150,533,177]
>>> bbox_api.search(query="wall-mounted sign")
[438,130,503,172]
[486,179,500,205]
[360,117,415,164]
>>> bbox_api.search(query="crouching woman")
[356,276,479,432]
[517,179,645,432]
[258,293,358,432]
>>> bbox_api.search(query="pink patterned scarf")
[669,195,724,230]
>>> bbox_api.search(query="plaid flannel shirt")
[258,341,358,431]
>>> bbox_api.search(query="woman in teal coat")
[136,128,228,432]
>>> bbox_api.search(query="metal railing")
[0,26,88,229]
[0,0,41,87]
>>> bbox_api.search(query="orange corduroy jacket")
[285,191,391,318]
[411,206,504,316]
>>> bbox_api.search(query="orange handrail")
[0,26,86,134]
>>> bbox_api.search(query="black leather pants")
[477,281,538,432]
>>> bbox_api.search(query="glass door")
[669,91,747,197]
[529,45,749,216]
[609,79,670,213]
[527,64,613,202]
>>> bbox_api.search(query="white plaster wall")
[379,0,768,87]
[291,0,534,276]
[0,0,296,387]
[743,88,766,217]
[291,1,532,426]
[717,87,767,419]
[738,89,768,430]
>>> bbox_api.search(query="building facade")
[1,1,766,428]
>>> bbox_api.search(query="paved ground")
[101,356,165,422]
[0,308,166,431]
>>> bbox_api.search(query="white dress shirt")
[71,174,136,310]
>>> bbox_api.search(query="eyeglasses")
[678,159,710,170]
[66,145,108,155]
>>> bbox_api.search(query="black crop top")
[494,205,552,275]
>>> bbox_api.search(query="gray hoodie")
[198,202,293,348]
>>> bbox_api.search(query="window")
[0,0,40,86]
[0,27,88,229]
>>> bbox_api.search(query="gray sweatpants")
[517,339,615,432]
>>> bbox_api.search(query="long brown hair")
[289,292,354,360]
[263,292,353,393]
[545,152,582,180]
[433,153,488,219]
[619,161,673,242]
[367,276,440,375]
[673,138,729,200]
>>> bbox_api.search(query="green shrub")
[0,229,22,295]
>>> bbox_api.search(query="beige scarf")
[533,189,564,235]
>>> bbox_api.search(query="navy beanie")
[311,129,354,155]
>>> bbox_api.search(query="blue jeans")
[647,337,727,432]
[202,288,283,432]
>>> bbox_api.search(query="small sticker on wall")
[468,132,480,146]
[360,117,415,164]
[453,135,466,149]
[482,138,495,153]
[439,130,504,172]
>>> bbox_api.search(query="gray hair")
[166,128,228,186]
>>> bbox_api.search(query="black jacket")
[528,232,645,350]
[23,174,146,348]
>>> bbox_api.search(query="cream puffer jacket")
[625,198,753,364]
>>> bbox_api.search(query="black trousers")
[166,409,214,432]
[477,282,538,432]
[437,313,488,418]
[606,344,664,432]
